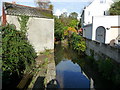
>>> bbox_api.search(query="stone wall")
[86,38,120,63]
[6,15,54,54]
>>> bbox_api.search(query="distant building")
[81,0,120,44]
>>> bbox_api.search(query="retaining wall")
[86,38,120,63]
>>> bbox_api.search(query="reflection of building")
[81,70,94,89]
[81,0,120,44]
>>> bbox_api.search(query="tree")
[68,19,78,28]
[69,12,78,20]
[35,0,51,9]
[59,12,70,26]
[59,12,68,19]
[49,4,53,10]
[109,1,120,15]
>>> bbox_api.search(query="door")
[96,26,106,43]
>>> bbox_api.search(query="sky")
[0,0,119,17]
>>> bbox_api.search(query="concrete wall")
[92,16,120,43]
[6,15,54,53]
[6,15,20,30]
[86,38,120,63]
[27,17,54,53]
[83,24,92,39]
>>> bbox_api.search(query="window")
[104,11,106,15]
[100,1,103,3]
[100,0,106,3]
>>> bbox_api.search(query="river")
[54,42,114,89]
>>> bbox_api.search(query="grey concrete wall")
[27,17,54,53]
[86,38,120,63]
[83,24,92,39]
[6,15,54,54]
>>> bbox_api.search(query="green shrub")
[54,18,64,41]
[2,24,37,77]
[68,33,86,53]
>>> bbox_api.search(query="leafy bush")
[68,33,86,53]
[2,24,37,86]
[54,18,65,41]
[64,27,77,37]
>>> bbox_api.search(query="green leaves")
[68,33,86,53]
[18,15,29,33]
[2,24,37,76]
[109,1,120,15]
[54,18,65,40]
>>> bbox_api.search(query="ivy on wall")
[18,15,29,33]
[2,24,37,88]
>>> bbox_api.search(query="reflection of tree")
[55,43,78,65]
[63,47,72,60]
[54,43,64,65]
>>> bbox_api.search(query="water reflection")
[56,60,90,88]
[55,43,115,89]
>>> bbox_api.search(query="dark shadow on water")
[33,76,45,90]
[46,79,58,89]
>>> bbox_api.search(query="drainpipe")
[2,2,7,26]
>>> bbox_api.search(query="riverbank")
[17,50,56,89]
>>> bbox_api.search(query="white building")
[81,0,120,44]
[2,2,54,53]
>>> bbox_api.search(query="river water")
[54,43,113,89]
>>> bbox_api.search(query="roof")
[86,0,114,8]
[3,2,53,18]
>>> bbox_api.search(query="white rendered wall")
[6,15,20,30]
[83,0,113,25]
[92,16,119,43]
[6,15,54,53]
[27,17,54,53]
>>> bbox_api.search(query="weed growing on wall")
[2,24,37,88]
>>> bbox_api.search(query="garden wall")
[86,38,120,63]
[6,15,54,54]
